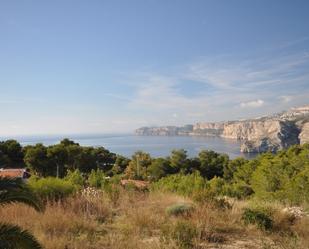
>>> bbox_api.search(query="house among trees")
[0,168,31,181]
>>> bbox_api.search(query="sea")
[1,134,256,159]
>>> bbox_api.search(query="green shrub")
[104,183,120,206]
[288,167,309,204]
[192,189,215,203]
[109,174,122,184]
[249,145,309,204]
[28,177,76,200]
[207,176,227,196]
[88,169,106,188]
[170,220,197,248]
[64,169,84,187]
[192,190,231,209]
[152,172,206,196]
[229,182,254,199]
[166,203,194,217]
[212,198,232,210]
[242,208,273,230]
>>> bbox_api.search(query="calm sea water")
[5,134,255,159]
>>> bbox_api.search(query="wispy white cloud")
[185,52,309,90]
[121,49,309,124]
[240,99,264,108]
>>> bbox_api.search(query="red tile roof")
[0,169,30,179]
[120,179,149,189]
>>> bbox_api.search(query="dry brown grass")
[0,189,308,249]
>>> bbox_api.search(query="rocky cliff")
[299,123,309,144]
[135,105,309,153]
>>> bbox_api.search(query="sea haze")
[1,134,255,159]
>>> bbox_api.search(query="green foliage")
[46,144,67,178]
[166,203,194,217]
[28,177,76,200]
[242,207,273,230]
[190,177,228,203]
[232,158,259,185]
[192,188,215,203]
[65,169,84,187]
[65,144,83,171]
[23,139,116,178]
[125,151,152,180]
[24,144,51,177]
[60,138,79,146]
[152,172,206,196]
[167,220,197,248]
[147,158,171,181]
[250,145,309,203]
[104,183,121,206]
[1,138,309,205]
[207,177,226,195]
[111,155,130,175]
[0,140,24,167]
[169,149,189,174]
[88,169,106,188]
[228,182,254,199]
[223,157,247,181]
[92,147,116,173]
[192,189,232,209]
[288,166,309,204]
[198,150,229,179]
[151,144,309,203]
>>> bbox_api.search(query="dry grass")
[0,189,308,249]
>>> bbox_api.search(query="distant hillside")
[135,105,309,153]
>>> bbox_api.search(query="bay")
[2,134,256,159]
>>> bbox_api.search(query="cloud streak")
[120,48,309,124]
[240,99,264,108]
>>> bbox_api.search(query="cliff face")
[221,120,283,140]
[135,125,193,136]
[135,126,179,136]
[135,105,309,153]
[238,120,300,153]
[193,119,302,153]
[299,122,309,145]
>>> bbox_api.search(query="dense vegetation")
[1,139,308,204]
[1,139,309,248]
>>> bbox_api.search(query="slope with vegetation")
[0,139,309,248]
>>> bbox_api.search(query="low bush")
[166,203,194,217]
[212,198,232,210]
[88,169,106,188]
[65,169,84,188]
[228,182,254,199]
[152,172,206,196]
[207,177,226,195]
[161,220,197,248]
[28,177,77,200]
[192,190,232,210]
[242,207,273,230]
[170,220,197,248]
[104,183,121,207]
[192,189,215,203]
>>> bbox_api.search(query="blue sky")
[0,0,309,135]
